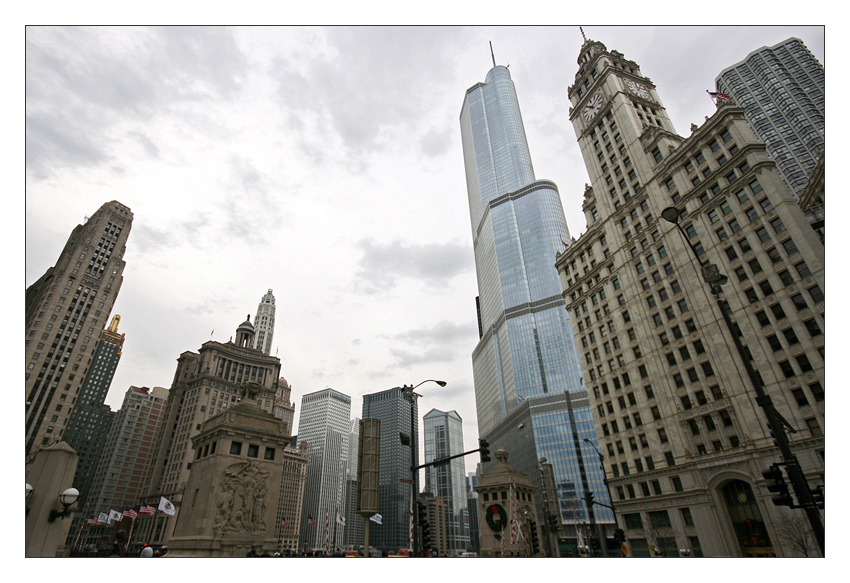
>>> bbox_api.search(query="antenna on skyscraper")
[580,27,587,42]
[489,41,496,67]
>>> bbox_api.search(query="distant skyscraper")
[460,62,613,540]
[76,386,168,550]
[25,200,133,455]
[63,315,125,510]
[715,38,824,197]
[361,387,418,553]
[297,388,351,551]
[275,439,309,554]
[253,289,276,355]
[342,418,365,549]
[423,409,469,556]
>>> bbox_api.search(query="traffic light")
[589,537,600,556]
[417,501,432,550]
[547,514,559,532]
[529,520,540,555]
[586,492,595,507]
[811,485,824,509]
[479,439,491,463]
[762,464,793,507]
[613,528,625,546]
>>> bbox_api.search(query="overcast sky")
[25,25,825,477]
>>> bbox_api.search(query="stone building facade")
[556,36,824,557]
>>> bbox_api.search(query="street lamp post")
[402,379,446,556]
[661,206,824,556]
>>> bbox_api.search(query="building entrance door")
[720,479,775,557]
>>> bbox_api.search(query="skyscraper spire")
[489,41,496,67]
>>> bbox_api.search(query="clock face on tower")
[582,93,603,121]
[627,80,651,100]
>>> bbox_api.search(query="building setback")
[297,388,351,552]
[558,35,824,557]
[715,38,824,198]
[460,60,613,550]
[25,200,133,455]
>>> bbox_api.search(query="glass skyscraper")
[423,409,469,556]
[716,37,824,198]
[461,64,613,545]
[361,387,418,554]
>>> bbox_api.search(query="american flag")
[307,514,317,526]
[123,506,138,521]
[139,501,156,516]
[281,518,288,528]
[86,515,97,525]
[706,90,731,100]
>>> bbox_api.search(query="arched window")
[720,479,775,557]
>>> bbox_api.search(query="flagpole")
[74,521,86,552]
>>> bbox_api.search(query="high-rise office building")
[361,387,418,553]
[253,289,276,355]
[297,388,351,551]
[136,315,284,546]
[715,38,824,198]
[25,200,133,455]
[423,409,469,556]
[76,385,168,550]
[63,315,124,510]
[460,61,613,549]
[275,439,309,554]
[558,35,824,557]
[343,418,365,549]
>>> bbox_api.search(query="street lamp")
[661,206,824,555]
[401,380,446,556]
[48,487,80,522]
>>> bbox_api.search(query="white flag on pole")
[108,509,123,523]
[158,496,176,516]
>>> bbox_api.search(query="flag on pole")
[123,506,138,521]
[560,237,570,249]
[369,513,382,525]
[706,90,731,101]
[158,496,176,516]
[108,509,123,523]
[97,512,109,525]
[307,514,317,526]
[336,513,346,526]
[139,501,156,516]
[86,515,97,525]
[281,518,288,528]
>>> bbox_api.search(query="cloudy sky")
[25,25,825,476]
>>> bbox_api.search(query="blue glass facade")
[461,65,612,531]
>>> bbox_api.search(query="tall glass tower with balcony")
[461,63,613,545]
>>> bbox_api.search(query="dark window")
[778,360,795,378]
[804,319,823,337]
[766,334,782,352]
[778,270,794,286]
[791,388,809,407]
[230,441,242,455]
[808,285,824,304]
[247,444,259,458]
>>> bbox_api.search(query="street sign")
[621,543,629,557]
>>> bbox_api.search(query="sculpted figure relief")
[214,460,270,535]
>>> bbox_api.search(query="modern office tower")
[418,492,448,556]
[75,386,168,550]
[136,316,284,547]
[63,315,124,508]
[559,35,824,557]
[297,388,351,552]
[275,439,309,554]
[423,409,469,556]
[466,490,480,554]
[361,387,418,554]
[460,61,613,548]
[343,418,365,549]
[715,38,824,198]
[253,289,276,355]
[25,200,133,455]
